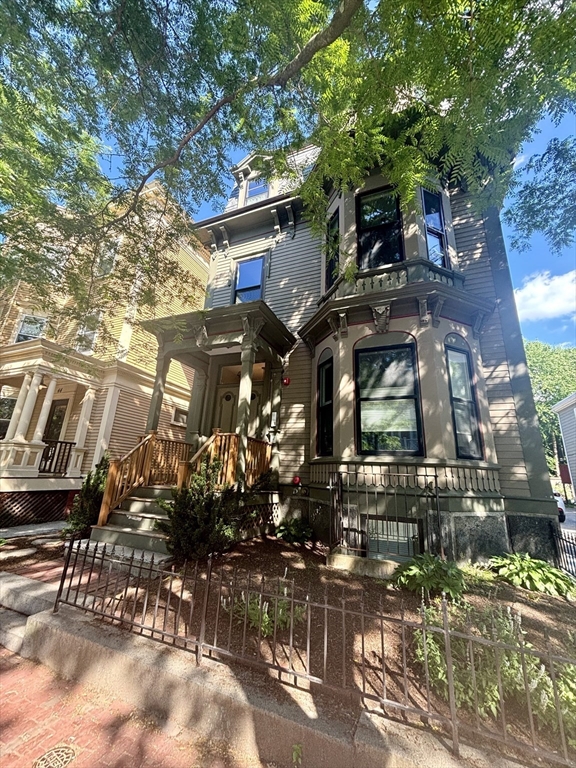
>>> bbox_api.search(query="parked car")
[554,491,566,523]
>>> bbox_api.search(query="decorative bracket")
[190,324,209,350]
[270,208,281,238]
[418,297,429,327]
[338,311,348,338]
[302,335,315,357]
[327,314,339,341]
[241,315,266,347]
[285,203,295,238]
[371,302,393,333]
[432,297,445,327]
[472,311,487,338]
[208,229,218,259]
[219,225,230,253]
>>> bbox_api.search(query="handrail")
[97,432,156,527]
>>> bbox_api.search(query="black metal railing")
[39,440,75,474]
[55,540,576,767]
[329,470,439,560]
[553,524,576,577]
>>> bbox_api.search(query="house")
[552,392,576,492]
[94,147,558,565]
[0,233,209,527]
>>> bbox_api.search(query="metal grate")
[33,745,76,768]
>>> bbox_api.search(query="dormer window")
[16,315,46,343]
[423,189,447,268]
[357,188,403,270]
[246,178,268,201]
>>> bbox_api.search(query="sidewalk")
[0,647,270,768]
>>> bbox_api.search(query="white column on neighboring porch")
[146,349,171,432]
[269,365,283,474]
[32,376,57,442]
[185,369,208,451]
[12,370,43,442]
[4,372,32,441]
[235,339,257,485]
[67,386,96,476]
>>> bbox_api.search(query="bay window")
[357,188,403,270]
[317,351,333,456]
[445,344,482,459]
[423,189,447,268]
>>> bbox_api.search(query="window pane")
[319,361,333,407]
[360,400,419,452]
[360,191,398,228]
[326,211,339,289]
[236,257,263,289]
[235,287,262,303]
[447,349,472,400]
[426,231,445,266]
[358,349,414,398]
[453,401,482,458]
[16,315,46,343]
[423,190,443,231]
[247,178,268,198]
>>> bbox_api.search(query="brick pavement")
[0,648,272,768]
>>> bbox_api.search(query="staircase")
[91,486,172,556]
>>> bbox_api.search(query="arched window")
[355,343,422,455]
[445,334,483,459]
[317,349,333,456]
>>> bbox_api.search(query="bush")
[63,453,110,536]
[415,603,576,744]
[157,459,242,561]
[223,589,306,638]
[489,553,576,598]
[275,517,313,544]
[393,553,467,600]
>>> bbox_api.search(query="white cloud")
[514,270,576,322]
[512,153,527,169]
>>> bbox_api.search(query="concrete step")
[90,524,170,555]
[108,509,169,532]
[0,572,61,616]
[73,539,172,571]
[0,607,28,653]
[119,496,169,515]
[129,486,174,501]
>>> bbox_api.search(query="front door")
[43,399,68,442]
[213,385,263,437]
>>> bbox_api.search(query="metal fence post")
[197,554,213,665]
[441,595,460,757]
[54,535,77,612]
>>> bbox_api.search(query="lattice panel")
[0,490,70,528]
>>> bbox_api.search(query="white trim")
[552,392,576,413]
[92,385,120,467]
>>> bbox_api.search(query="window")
[172,407,188,426]
[0,397,16,439]
[357,188,403,270]
[423,189,447,268]
[446,344,482,459]
[317,351,333,456]
[75,314,100,354]
[355,345,422,455]
[16,315,46,343]
[325,210,339,291]
[234,256,264,303]
[246,177,268,200]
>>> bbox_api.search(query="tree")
[1,0,575,331]
[524,340,576,475]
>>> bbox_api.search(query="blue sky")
[501,114,576,348]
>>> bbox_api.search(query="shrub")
[415,603,576,744]
[393,553,467,600]
[63,453,110,536]
[157,459,242,561]
[223,589,306,638]
[489,553,576,598]
[275,518,313,544]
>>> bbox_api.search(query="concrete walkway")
[0,520,67,540]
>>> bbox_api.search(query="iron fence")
[55,539,576,767]
[553,524,576,577]
[329,470,441,560]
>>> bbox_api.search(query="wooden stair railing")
[98,432,157,527]
[176,430,271,490]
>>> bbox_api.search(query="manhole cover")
[33,745,76,768]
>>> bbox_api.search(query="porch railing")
[55,541,576,768]
[178,430,271,490]
[39,440,75,475]
[98,433,193,527]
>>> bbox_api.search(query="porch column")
[269,365,283,474]
[146,349,171,432]
[67,386,96,477]
[12,370,43,442]
[235,340,257,485]
[32,376,57,442]
[4,372,32,441]
[185,369,208,451]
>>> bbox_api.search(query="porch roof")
[0,338,101,386]
[142,301,296,367]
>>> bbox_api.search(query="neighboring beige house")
[101,147,557,564]
[552,392,576,489]
[0,237,209,526]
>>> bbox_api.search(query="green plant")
[63,453,110,536]
[223,589,306,638]
[489,553,576,598]
[292,743,303,766]
[275,518,313,544]
[157,459,242,561]
[414,603,576,745]
[393,553,467,600]
[0,538,6,547]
